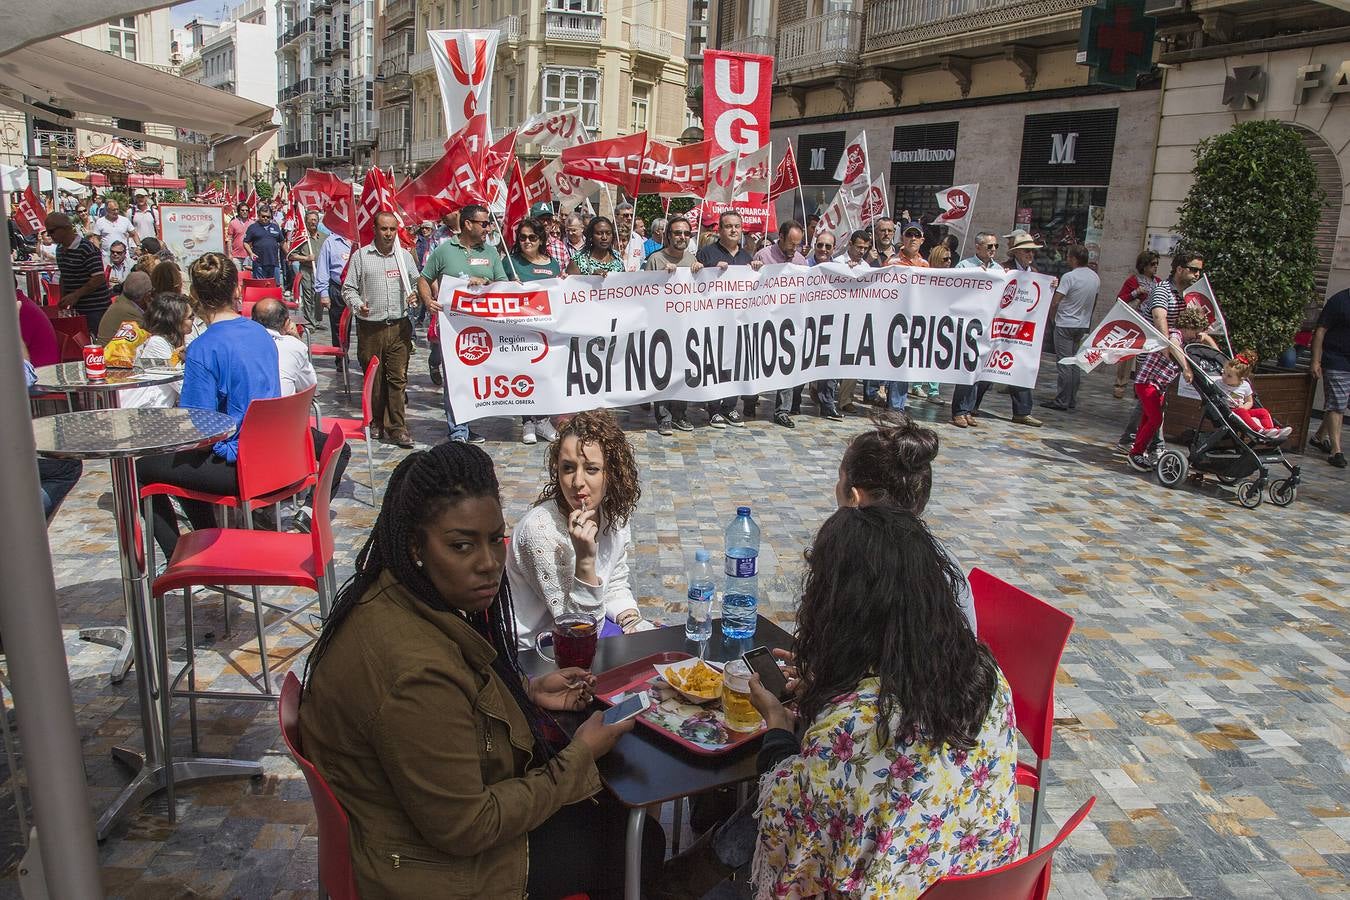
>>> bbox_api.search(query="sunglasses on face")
[467,218,490,226]
[982,243,999,249]
[1184,264,1203,273]
[518,233,540,241]
[670,230,691,237]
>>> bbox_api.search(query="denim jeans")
[654,400,688,424]
[39,457,82,522]
[884,381,908,411]
[252,261,284,288]
[816,380,838,412]
[440,371,469,441]
[952,382,1033,417]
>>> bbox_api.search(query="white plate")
[653,658,724,705]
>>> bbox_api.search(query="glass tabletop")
[32,408,235,460]
[32,361,183,393]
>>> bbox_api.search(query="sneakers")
[429,365,443,386]
[908,385,925,399]
[1127,452,1155,472]
[1331,452,1347,469]
[673,418,695,432]
[453,430,486,444]
[926,390,941,401]
[725,410,746,427]
[521,421,538,445]
[657,421,674,436]
[773,412,794,428]
[708,413,728,429]
[1308,434,1332,453]
[536,419,559,442]
[1011,414,1044,427]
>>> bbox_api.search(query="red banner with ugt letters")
[703,50,773,161]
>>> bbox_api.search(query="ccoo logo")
[455,326,492,366]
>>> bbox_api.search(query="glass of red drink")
[535,612,599,670]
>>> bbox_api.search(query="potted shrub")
[1165,121,1324,450]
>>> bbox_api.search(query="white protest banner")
[978,269,1058,386]
[428,29,499,137]
[1057,299,1173,373]
[438,263,1030,421]
[158,203,226,267]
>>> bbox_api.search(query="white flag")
[833,131,869,193]
[819,189,856,247]
[859,174,890,227]
[429,29,499,138]
[732,145,770,198]
[1059,299,1174,373]
[1180,274,1230,341]
[934,184,978,237]
[517,107,592,151]
[704,150,739,204]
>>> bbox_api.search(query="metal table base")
[96,747,261,840]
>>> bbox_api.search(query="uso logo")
[985,350,1015,371]
[455,327,492,366]
[472,374,535,400]
[451,289,552,320]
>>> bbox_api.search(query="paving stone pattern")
[3,354,1347,899]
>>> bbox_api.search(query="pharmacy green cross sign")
[1077,0,1157,89]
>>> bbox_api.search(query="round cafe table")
[32,407,263,840]
[32,362,183,680]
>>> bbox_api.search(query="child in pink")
[1220,351,1292,441]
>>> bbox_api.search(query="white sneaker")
[536,419,559,443]
[1276,426,1293,441]
[521,420,537,445]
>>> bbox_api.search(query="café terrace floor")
[3,358,1347,899]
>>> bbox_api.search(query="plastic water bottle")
[685,550,716,642]
[721,506,761,639]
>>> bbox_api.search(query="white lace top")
[507,502,638,651]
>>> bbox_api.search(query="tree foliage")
[1175,120,1323,362]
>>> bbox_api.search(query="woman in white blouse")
[508,410,649,650]
[121,292,193,409]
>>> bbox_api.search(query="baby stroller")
[1153,343,1300,508]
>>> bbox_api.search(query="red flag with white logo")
[769,142,800,200]
[934,183,978,238]
[522,159,552,206]
[428,30,499,137]
[442,114,490,158]
[13,185,45,236]
[245,188,258,218]
[290,169,356,241]
[561,132,647,197]
[503,160,529,240]
[702,49,773,161]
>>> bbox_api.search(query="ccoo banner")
[437,265,1053,421]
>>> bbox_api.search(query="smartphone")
[603,690,651,726]
[742,646,791,702]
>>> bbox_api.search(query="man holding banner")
[950,232,1004,428]
[695,211,763,427]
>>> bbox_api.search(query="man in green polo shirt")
[418,203,509,443]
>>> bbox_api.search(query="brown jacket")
[298,570,603,898]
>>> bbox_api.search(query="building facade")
[179,0,281,190]
[276,0,379,180]
[377,0,688,178]
[0,10,182,182]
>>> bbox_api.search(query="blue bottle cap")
[737,506,751,516]
[694,549,709,562]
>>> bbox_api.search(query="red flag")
[562,133,647,197]
[290,169,356,241]
[394,139,488,218]
[663,140,712,196]
[522,158,552,206]
[13,185,45,237]
[769,142,801,199]
[503,160,529,239]
[486,130,517,182]
[283,193,308,253]
[443,113,490,157]
[236,185,246,206]
[245,188,259,218]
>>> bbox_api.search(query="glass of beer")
[721,660,763,732]
[536,613,600,670]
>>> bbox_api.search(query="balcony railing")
[279,77,315,101]
[280,17,313,46]
[631,23,672,57]
[866,0,1093,52]
[279,140,315,159]
[724,35,774,57]
[410,48,433,74]
[546,11,602,43]
[411,137,444,163]
[493,14,521,44]
[777,11,863,76]
[384,0,414,26]
[33,130,78,153]
[378,52,409,80]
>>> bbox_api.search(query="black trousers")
[137,427,352,558]
[526,794,665,900]
[327,279,349,353]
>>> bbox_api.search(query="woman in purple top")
[16,289,60,367]
[136,253,281,557]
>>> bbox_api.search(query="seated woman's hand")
[749,674,796,733]
[771,648,803,700]
[529,668,596,712]
[574,709,633,759]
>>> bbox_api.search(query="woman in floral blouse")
[564,216,626,276]
[746,505,1019,899]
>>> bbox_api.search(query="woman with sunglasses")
[510,218,562,444]
[565,216,625,276]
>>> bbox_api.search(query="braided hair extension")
[304,441,556,759]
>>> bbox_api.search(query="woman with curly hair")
[507,409,649,649]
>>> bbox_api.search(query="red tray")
[594,651,765,757]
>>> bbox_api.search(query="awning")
[83,172,187,189]
[210,128,280,172]
[0,37,274,139]
[0,1,170,57]
[0,163,89,196]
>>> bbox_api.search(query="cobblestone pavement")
[3,352,1347,899]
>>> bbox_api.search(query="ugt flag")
[429,30,499,138]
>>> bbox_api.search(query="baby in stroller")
[1218,350,1293,442]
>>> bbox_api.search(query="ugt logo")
[710,56,765,154]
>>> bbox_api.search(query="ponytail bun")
[188,252,239,313]
[840,412,940,514]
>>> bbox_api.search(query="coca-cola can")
[83,344,107,380]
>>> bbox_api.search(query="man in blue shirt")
[315,229,353,368]
[243,204,286,288]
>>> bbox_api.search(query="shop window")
[1011,185,1109,279]
[542,67,600,129]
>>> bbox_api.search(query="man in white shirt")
[833,229,874,268]
[91,199,138,263]
[1043,244,1101,412]
[131,192,157,241]
[251,297,317,396]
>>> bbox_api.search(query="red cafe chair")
[140,387,319,683]
[54,323,91,363]
[310,305,353,397]
[311,355,380,504]
[278,670,360,900]
[242,276,275,289]
[968,568,1075,852]
[916,796,1096,900]
[43,282,62,308]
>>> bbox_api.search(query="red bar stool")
[309,305,353,397]
[311,355,380,504]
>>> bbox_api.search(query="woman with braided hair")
[300,441,663,899]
